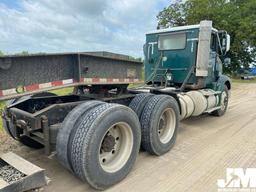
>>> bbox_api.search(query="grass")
[231,78,256,83]
[0,102,5,131]
[50,87,73,96]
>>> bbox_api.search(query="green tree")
[0,51,4,57]
[157,0,256,73]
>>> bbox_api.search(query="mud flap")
[0,152,49,192]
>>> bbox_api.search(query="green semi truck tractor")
[0,20,231,190]
[139,20,231,118]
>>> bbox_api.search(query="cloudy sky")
[0,0,170,57]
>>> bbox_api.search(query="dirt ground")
[1,83,256,192]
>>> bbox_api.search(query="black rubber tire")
[211,85,229,117]
[2,114,44,148]
[56,100,104,171]
[3,96,31,139]
[70,103,141,190]
[2,111,15,139]
[140,95,179,156]
[3,92,57,148]
[129,93,154,118]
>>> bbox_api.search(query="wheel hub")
[99,122,133,173]
[101,134,116,152]
[158,118,166,134]
[221,91,228,111]
[158,108,176,144]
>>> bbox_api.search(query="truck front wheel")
[212,85,229,116]
[70,103,141,190]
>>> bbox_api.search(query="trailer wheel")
[129,93,153,118]
[56,100,104,171]
[140,95,179,156]
[2,92,56,148]
[2,117,44,149]
[211,85,229,116]
[70,103,141,190]
[2,116,44,148]
[2,111,15,139]
[3,95,55,149]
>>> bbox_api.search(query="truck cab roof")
[146,24,218,35]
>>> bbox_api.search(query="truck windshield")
[158,33,186,50]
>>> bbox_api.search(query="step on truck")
[0,20,231,190]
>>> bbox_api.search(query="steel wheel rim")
[99,122,133,173]
[221,91,228,111]
[158,108,176,144]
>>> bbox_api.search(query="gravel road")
[1,83,256,192]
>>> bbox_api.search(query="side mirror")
[218,31,231,56]
[224,57,231,66]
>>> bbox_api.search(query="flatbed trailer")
[0,21,232,190]
[0,51,142,101]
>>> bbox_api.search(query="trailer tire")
[56,100,104,171]
[70,103,141,190]
[129,93,153,118]
[2,117,44,149]
[2,117,44,148]
[2,92,57,148]
[140,95,179,156]
[211,85,229,117]
[2,107,14,138]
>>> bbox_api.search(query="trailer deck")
[0,51,142,101]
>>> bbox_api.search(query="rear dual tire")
[56,100,104,171]
[57,102,141,190]
[129,93,153,118]
[140,95,179,156]
[129,94,179,156]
